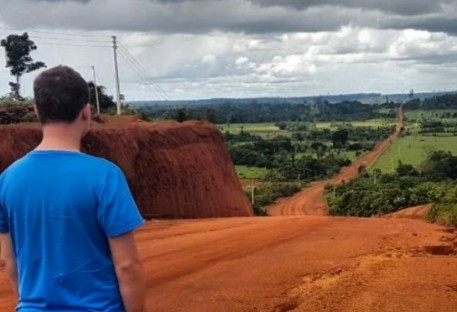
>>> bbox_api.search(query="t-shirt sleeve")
[98,166,144,238]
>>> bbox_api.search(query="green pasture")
[218,123,279,133]
[235,166,268,180]
[315,119,396,129]
[370,135,457,173]
[405,109,457,122]
[218,123,291,138]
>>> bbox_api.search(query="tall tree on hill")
[88,82,116,113]
[1,33,46,100]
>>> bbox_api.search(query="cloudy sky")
[0,0,456,101]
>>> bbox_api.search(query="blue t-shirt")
[0,150,144,311]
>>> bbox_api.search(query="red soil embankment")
[384,204,432,220]
[0,116,252,218]
[268,107,405,216]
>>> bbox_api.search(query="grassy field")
[235,166,268,180]
[405,109,457,122]
[218,123,279,133]
[315,119,396,129]
[370,135,457,173]
[218,123,290,138]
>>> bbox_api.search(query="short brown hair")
[33,65,89,124]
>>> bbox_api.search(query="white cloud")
[235,56,249,66]
[0,1,457,100]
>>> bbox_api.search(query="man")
[0,65,145,311]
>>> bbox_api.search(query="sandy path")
[268,108,404,216]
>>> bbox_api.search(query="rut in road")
[268,107,404,216]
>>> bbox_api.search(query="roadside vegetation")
[349,93,457,226]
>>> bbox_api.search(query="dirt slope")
[0,117,252,218]
[3,216,455,311]
[384,204,432,220]
[268,108,404,216]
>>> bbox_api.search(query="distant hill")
[128,91,455,108]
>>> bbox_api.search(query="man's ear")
[81,103,91,121]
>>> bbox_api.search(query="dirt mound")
[0,117,252,218]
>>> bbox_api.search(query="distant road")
[268,107,404,216]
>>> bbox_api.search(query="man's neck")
[35,123,82,152]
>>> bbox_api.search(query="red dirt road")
[4,216,456,311]
[268,108,405,216]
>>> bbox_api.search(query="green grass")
[405,109,457,122]
[340,151,360,161]
[218,123,291,138]
[370,135,457,173]
[428,203,457,227]
[315,119,396,129]
[218,123,280,133]
[236,166,268,180]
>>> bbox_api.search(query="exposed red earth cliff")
[0,116,253,219]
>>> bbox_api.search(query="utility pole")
[112,36,122,115]
[91,66,100,115]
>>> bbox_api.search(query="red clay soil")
[268,107,405,216]
[0,116,252,218]
[3,216,456,311]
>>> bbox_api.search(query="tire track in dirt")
[268,107,404,217]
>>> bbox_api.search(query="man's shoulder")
[1,151,123,179]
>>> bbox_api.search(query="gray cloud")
[0,0,455,35]
[29,0,91,2]
[1,0,457,100]
[248,0,452,16]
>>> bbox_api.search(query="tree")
[175,108,189,123]
[205,108,216,123]
[1,33,46,100]
[310,141,327,159]
[88,82,116,113]
[331,129,349,150]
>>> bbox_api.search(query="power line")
[0,30,111,47]
[0,26,109,39]
[27,35,111,43]
[37,41,111,48]
[118,49,167,102]
[118,42,169,101]
[118,43,168,100]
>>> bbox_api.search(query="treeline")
[0,102,36,124]
[326,151,457,226]
[405,93,457,110]
[138,100,397,124]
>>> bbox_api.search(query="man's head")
[33,65,90,128]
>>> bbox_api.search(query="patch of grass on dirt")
[428,203,457,227]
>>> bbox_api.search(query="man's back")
[0,150,144,311]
